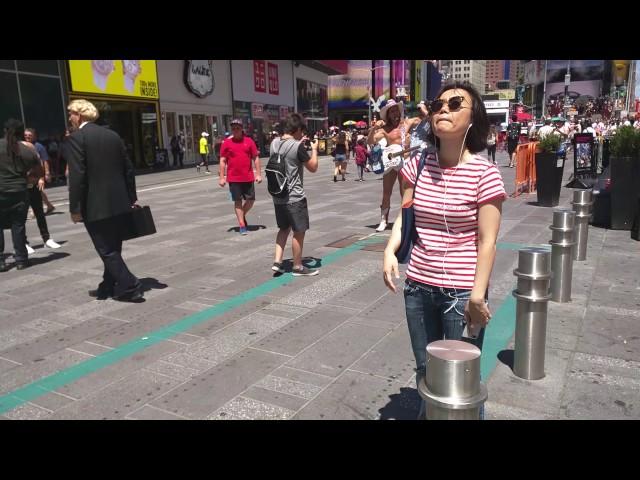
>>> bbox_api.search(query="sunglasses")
[428,96,468,113]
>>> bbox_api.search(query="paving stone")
[293,370,403,420]
[3,403,53,420]
[150,347,289,419]
[29,391,77,412]
[0,316,127,364]
[50,369,182,420]
[255,305,354,356]
[126,404,187,420]
[144,361,200,381]
[242,386,308,412]
[0,357,21,376]
[286,322,391,378]
[208,396,294,420]
[253,374,323,400]
[576,308,640,362]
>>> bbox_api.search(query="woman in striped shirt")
[383,81,507,400]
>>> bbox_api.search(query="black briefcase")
[120,206,157,241]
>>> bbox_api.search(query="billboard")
[68,60,158,99]
[373,60,390,100]
[328,60,371,109]
[546,60,604,83]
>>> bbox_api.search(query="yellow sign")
[68,60,159,99]
[496,89,516,100]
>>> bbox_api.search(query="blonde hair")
[67,99,100,122]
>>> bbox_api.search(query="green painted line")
[480,293,517,380]
[0,236,385,415]
[0,235,522,415]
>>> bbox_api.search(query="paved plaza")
[0,150,638,420]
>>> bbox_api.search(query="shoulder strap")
[411,149,428,199]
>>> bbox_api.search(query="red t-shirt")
[220,135,258,182]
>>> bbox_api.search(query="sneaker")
[333,176,337,182]
[239,226,248,235]
[342,177,346,181]
[45,239,61,249]
[205,170,211,175]
[271,262,285,273]
[16,262,29,270]
[0,260,8,272]
[292,266,319,276]
[26,244,35,255]
[375,220,387,232]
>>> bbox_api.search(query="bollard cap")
[515,247,552,278]
[426,340,481,362]
[551,208,575,231]
[572,189,593,206]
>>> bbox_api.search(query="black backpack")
[508,122,521,141]
[265,138,297,198]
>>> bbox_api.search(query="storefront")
[66,60,161,170]
[0,60,67,175]
[231,60,295,156]
[484,100,510,128]
[157,60,233,165]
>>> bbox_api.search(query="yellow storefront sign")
[68,60,159,99]
[496,89,516,100]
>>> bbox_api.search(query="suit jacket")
[66,123,137,223]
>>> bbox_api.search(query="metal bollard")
[417,340,487,420]
[512,247,552,380]
[571,190,593,261]
[549,208,576,303]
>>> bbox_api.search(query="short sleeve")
[297,143,311,162]
[478,164,507,205]
[399,154,418,184]
[248,138,258,157]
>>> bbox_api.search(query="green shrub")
[610,126,639,158]
[538,133,562,154]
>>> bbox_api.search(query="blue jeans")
[403,278,486,382]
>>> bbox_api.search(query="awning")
[516,112,532,121]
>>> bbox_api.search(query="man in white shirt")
[537,119,554,139]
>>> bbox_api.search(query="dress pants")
[84,216,139,296]
[27,185,50,242]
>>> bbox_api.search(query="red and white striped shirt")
[399,153,507,290]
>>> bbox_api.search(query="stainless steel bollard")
[549,208,575,303]
[571,190,593,261]
[512,247,552,380]
[417,340,487,420]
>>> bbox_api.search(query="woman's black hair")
[3,118,25,156]
[426,81,489,153]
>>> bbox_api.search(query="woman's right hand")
[383,250,400,293]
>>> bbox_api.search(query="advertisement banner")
[392,60,410,99]
[297,78,328,119]
[328,60,371,110]
[373,60,390,101]
[251,103,264,119]
[68,60,158,99]
[254,60,266,93]
[279,105,290,120]
[546,60,604,83]
[268,62,279,95]
[545,80,601,100]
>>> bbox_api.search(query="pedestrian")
[333,131,349,182]
[0,119,42,272]
[198,131,210,174]
[23,128,62,253]
[218,119,261,236]
[382,81,506,418]
[354,137,369,181]
[487,125,497,164]
[506,114,521,168]
[24,128,56,214]
[269,113,319,276]
[170,132,182,169]
[65,99,143,301]
[537,118,554,139]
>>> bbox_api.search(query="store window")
[87,99,159,169]
[0,60,15,70]
[19,73,66,140]
[17,60,59,76]
[0,72,21,126]
[165,112,176,140]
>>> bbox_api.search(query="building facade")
[442,60,486,94]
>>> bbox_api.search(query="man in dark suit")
[65,99,143,301]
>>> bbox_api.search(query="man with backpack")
[506,114,521,168]
[218,119,261,235]
[265,113,319,276]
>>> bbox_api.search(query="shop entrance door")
[178,114,195,165]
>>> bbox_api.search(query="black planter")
[535,152,565,207]
[631,196,640,241]
[609,156,640,230]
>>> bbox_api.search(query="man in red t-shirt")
[218,119,262,235]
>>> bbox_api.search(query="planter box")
[609,156,640,230]
[535,152,564,207]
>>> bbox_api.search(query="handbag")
[119,206,157,241]
[395,149,427,264]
